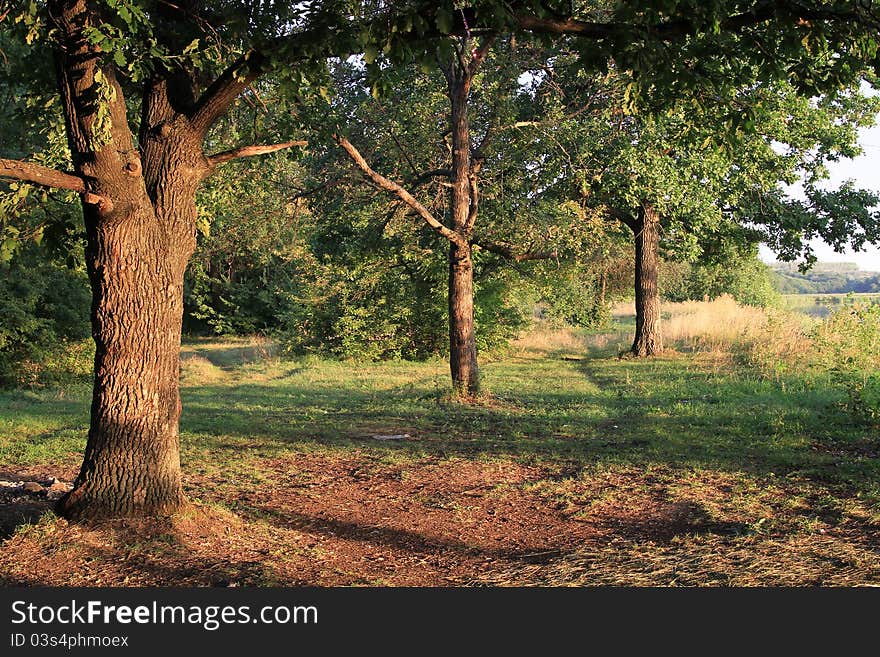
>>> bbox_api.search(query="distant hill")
[769,262,880,294]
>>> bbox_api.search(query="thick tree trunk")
[631,204,662,357]
[58,203,192,519]
[445,54,480,397]
[448,241,479,396]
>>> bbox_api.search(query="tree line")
[770,262,880,294]
[2,1,880,521]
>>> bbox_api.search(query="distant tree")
[538,64,880,355]
[330,40,562,396]
[664,247,780,308]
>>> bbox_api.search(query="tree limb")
[205,140,307,167]
[334,134,467,248]
[0,158,112,210]
[190,5,480,138]
[190,51,265,135]
[1,158,86,193]
[468,33,497,76]
[406,168,452,187]
[467,170,479,230]
[605,206,638,231]
[516,1,873,42]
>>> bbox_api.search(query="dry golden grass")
[654,295,816,377]
[511,324,592,357]
[662,295,769,351]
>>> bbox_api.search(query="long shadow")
[240,497,761,567]
[0,520,283,587]
[175,352,880,491]
[5,344,877,497]
[245,504,560,562]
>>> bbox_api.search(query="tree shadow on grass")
[178,364,878,492]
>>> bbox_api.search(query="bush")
[812,300,880,421]
[277,251,533,362]
[0,247,91,387]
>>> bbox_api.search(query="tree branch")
[1,158,86,193]
[468,33,497,76]
[334,134,467,248]
[607,207,637,232]
[406,168,452,187]
[474,240,557,262]
[0,158,112,210]
[190,51,265,135]
[205,140,307,168]
[189,4,478,138]
[467,170,479,230]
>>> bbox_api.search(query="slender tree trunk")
[448,241,479,396]
[445,58,480,397]
[631,203,662,357]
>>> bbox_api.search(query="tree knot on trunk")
[154,122,174,140]
[122,153,142,177]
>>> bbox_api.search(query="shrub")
[0,247,91,387]
[812,301,880,421]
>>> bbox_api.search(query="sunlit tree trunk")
[631,203,662,357]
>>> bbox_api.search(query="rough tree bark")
[631,203,662,357]
[44,1,203,519]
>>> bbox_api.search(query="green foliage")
[535,252,633,330]
[664,249,780,308]
[276,248,450,362]
[812,300,880,422]
[274,225,533,362]
[0,245,92,387]
[185,154,317,336]
[277,49,572,360]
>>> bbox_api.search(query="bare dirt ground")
[2,454,879,587]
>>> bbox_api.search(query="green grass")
[2,333,878,506]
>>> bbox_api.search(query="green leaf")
[196,216,211,238]
[0,239,17,263]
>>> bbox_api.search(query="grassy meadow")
[1,296,879,586]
